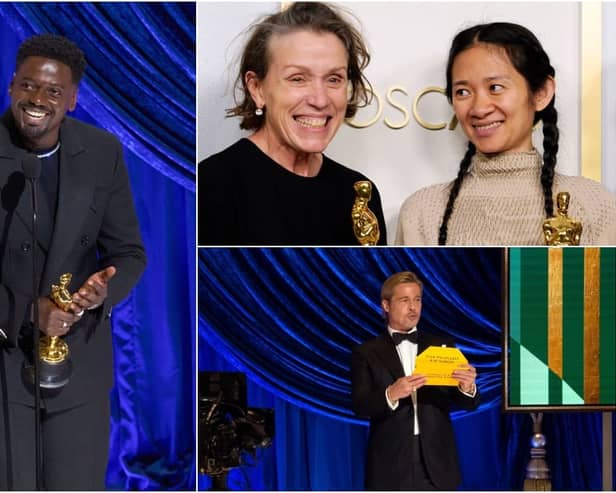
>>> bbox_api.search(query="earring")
[255,107,263,116]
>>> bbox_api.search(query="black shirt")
[198,138,387,246]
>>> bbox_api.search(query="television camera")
[199,372,274,490]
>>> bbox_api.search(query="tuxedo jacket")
[0,111,146,412]
[351,330,480,490]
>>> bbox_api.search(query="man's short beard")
[19,123,48,141]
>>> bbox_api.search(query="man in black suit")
[351,271,479,490]
[0,34,146,489]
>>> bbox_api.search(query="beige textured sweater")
[395,150,616,245]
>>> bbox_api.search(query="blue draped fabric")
[0,3,195,489]
[199,248,612,490]
[0,2,195,192]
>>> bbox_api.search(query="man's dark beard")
[17,121,51,145]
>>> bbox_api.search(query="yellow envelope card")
[414,346,468,386]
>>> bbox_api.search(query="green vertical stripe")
[562,248,585,401]
[600,248,616,404]
[548,368,562,404]
[509,248,522,406]
[510,248,521,343]
[520,249,548,363]
[510,339,520,405]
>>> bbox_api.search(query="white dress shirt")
[386,326,420,435]
[384,327,477,437]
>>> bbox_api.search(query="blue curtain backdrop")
[0,3,195,489]
[199,248,613,490]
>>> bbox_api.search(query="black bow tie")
[391,331,418,345]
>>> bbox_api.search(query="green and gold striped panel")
[509,247,616,407]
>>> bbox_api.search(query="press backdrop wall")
[197,2,616,241]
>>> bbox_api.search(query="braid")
[445,22,559,235]
[438,142,476,245]
[539,104,558,217]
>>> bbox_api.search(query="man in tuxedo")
[0,34,146,489]
[351,271,479,490]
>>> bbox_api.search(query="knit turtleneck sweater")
[395,150,616,245]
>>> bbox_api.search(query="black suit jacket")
[351,330,479,490]
[0,111,146,411]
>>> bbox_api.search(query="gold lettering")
[344,85,458,130]
[449,115,458,131]
[413,86,448,130]
[346,87,382,129]
[384,86,410,129]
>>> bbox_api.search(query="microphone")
[21,153,43,490]
[21,154,41,180]
[22,153,42,180]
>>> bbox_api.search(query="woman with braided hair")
[396,22,616,245]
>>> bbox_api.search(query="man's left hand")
[452,364,477,393]
[70,266,117,314]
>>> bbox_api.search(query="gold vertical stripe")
[584,248,600,403]
[581,3,602,181]
[548,248,563,378]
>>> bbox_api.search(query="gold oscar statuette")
[38,273,74,388]
[352,181,380,246]
[542,192,582,246]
